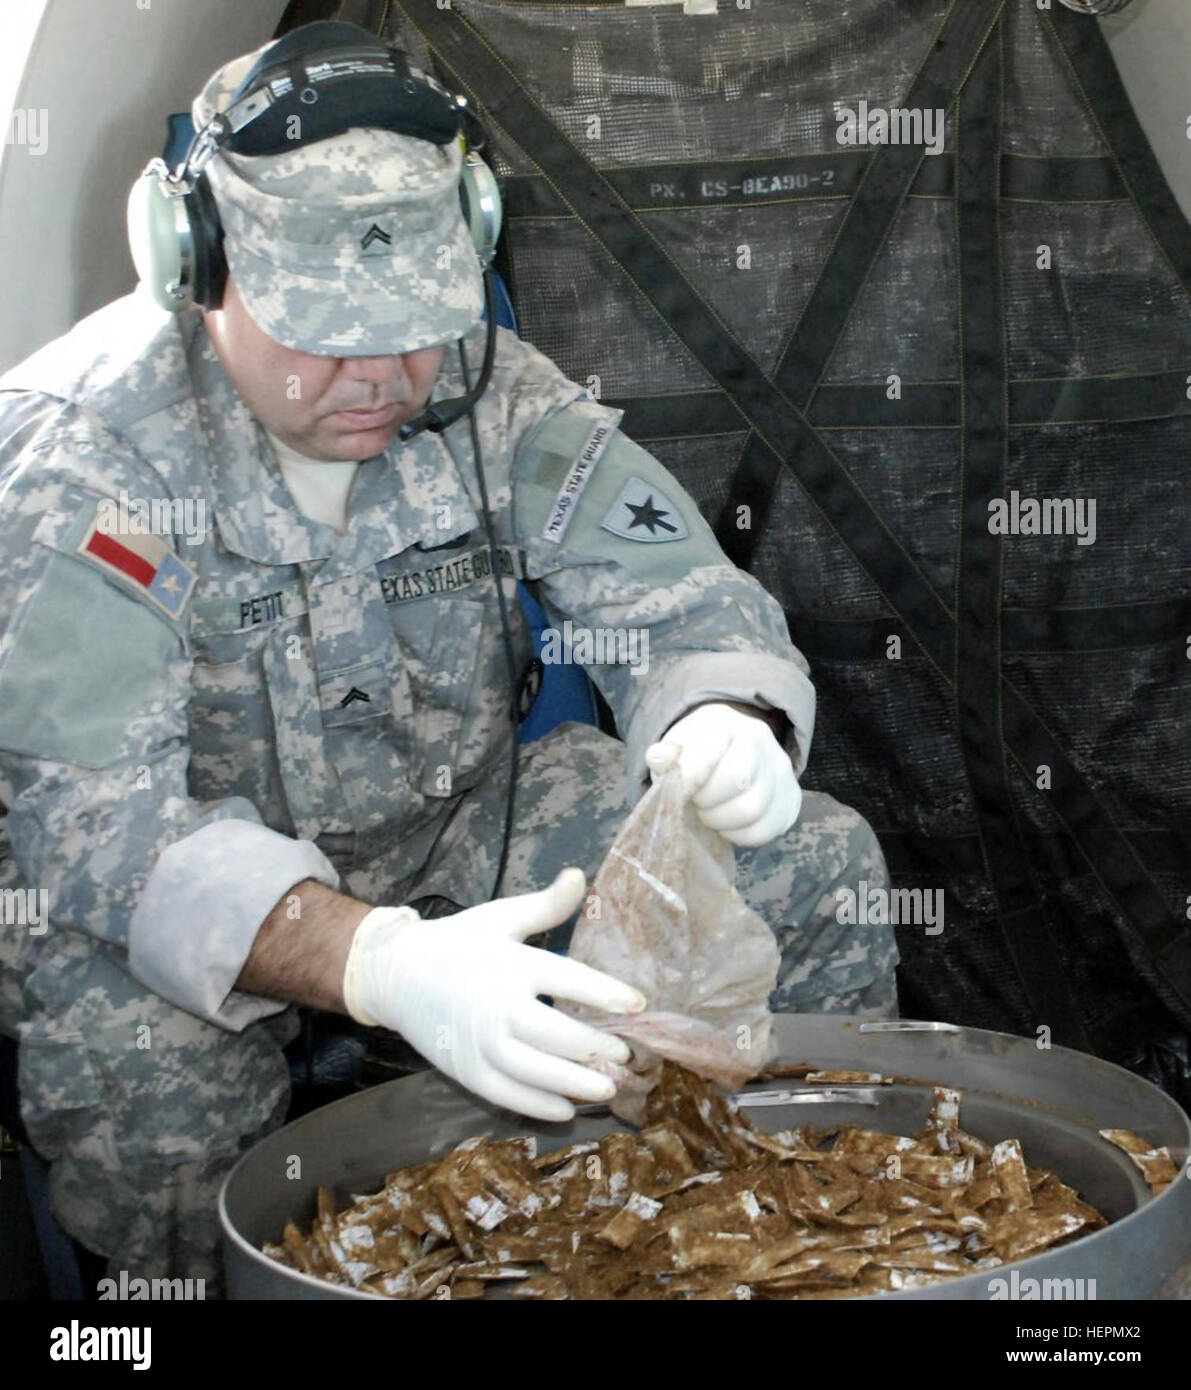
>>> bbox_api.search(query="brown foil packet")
[267,1061,1135,1300]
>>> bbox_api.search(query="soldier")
[0,25,896,1291]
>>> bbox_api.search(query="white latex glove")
[341,867,645,1122]
[645,702,801,848]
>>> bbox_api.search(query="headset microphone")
[398,269,498,441]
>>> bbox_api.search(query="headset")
[127,22,502,314]
[127,20,529,900]
[126,19,503,441]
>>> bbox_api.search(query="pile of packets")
[263,1062,1178,1300]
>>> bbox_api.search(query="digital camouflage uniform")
[0,56,896,1293]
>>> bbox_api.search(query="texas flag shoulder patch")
[76,513,197,619]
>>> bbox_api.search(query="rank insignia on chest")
[599,475,689,543]
[76,512,198,618]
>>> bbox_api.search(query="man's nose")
[340,354,407,384]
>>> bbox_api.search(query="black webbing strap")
[784,595,1191,660]
[717,0,1009,572]
[953,28,1091,1049]
[1044,3,1191,298]
[1002,596,1191,652]
[609,369,1191,433]
[879,828,1188,880]
[806,370,1191,428]
[999,153,1124,203]
[603,390,741,440]
[391,0,1191,1029]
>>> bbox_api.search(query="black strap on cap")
[186,173,228,309]
[219,20,461,157]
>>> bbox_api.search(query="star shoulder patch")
[76,511,197,619]
[599,475,689,543]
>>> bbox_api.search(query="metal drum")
[220,1016,1191,1299]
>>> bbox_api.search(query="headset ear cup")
[458,151,502,268]
[127,168,190,311]
[186,172,227,310]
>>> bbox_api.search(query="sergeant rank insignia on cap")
[599,475,688,543]
[76,513,197,619]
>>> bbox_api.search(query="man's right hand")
[341,866,646,1121]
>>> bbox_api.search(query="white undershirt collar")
[265,429,361,534]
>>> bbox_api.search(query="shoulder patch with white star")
[514,397,729,583]
[599,476,689,543]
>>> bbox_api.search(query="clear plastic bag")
[564,750,780,1121]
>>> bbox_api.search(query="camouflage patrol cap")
[192,49,484,356]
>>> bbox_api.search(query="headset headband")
[182,21,469,176]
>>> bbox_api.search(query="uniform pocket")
[84,1014,292,1167]
[17,1031,106,1162]
[22,1013,293,1170]
[190,624,274,670]
[415,597,485,797]
[415,595,529,798]
[186,624,290,820]
[188,617,277,747]
[186,590,309,824]
[260,629,350,844]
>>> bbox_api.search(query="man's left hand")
[644,702,801,848]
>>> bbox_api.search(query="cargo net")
[378,1,1191,1069]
